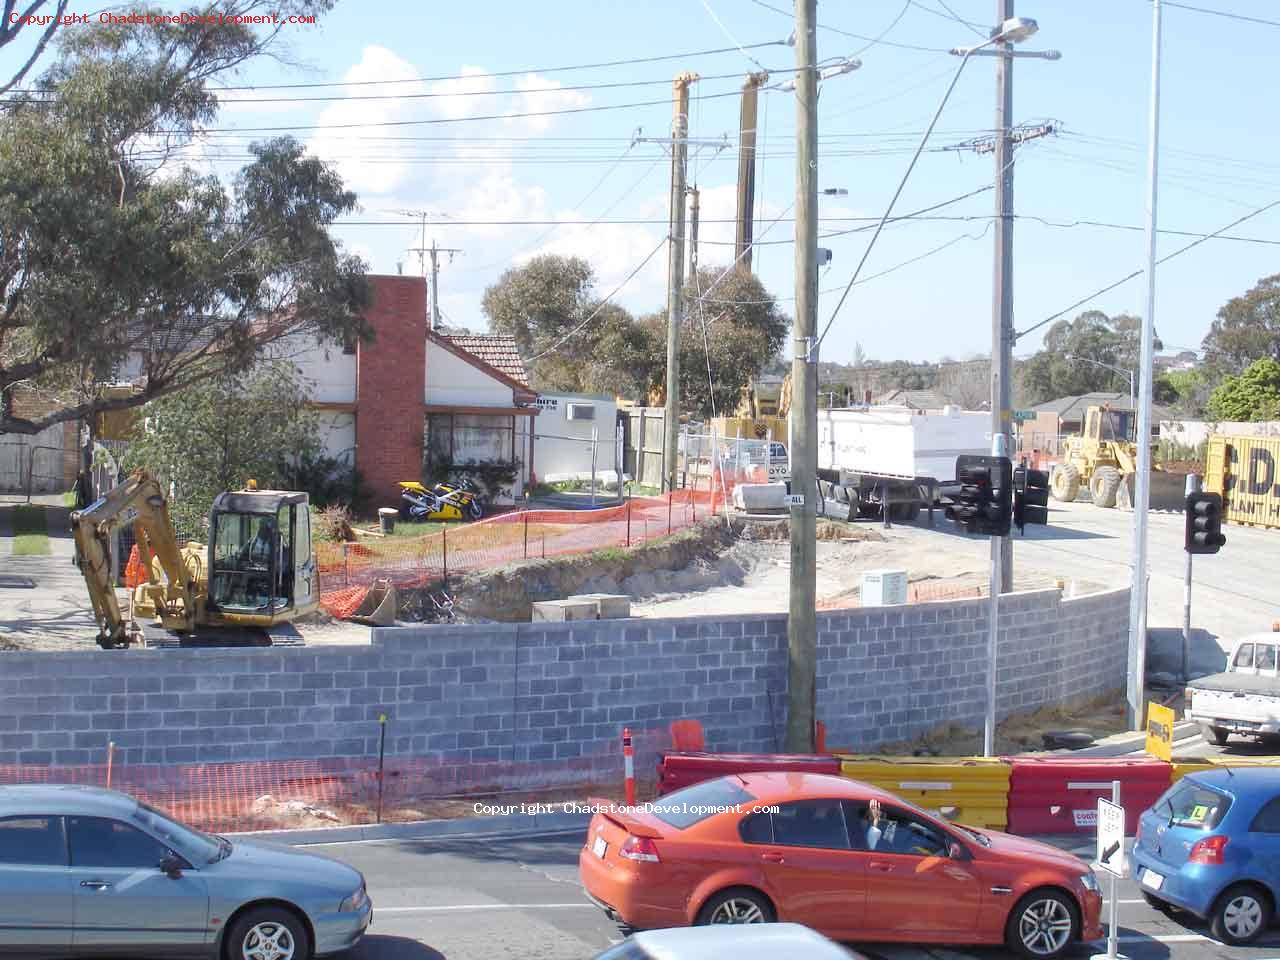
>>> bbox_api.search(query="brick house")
[292,274,539,508]
[0,385,81,494]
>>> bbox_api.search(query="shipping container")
[1205,434,1280,529]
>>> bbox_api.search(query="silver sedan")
[0,784,371,958]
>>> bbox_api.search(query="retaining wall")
[0,587,1129,768]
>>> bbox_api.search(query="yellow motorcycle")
[398,479,486,522]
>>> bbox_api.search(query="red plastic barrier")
[1006,757,1172,835]
[656,751,841,796]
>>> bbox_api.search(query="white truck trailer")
[812,406,991,522]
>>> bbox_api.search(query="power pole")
[663,72,698,494]
[1129,0,1163,729]
[992,0,1016,594]
[735,71,768,272]
[408,239,463,331]
[688,186,700,280]
[787,0,818,755]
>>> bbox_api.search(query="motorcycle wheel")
[468,498,485,520]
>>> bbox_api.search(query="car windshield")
[132,801,222,864]
[650,777,757,830]
[1157,780,1232,831]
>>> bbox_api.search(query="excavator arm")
[70,469,196,648]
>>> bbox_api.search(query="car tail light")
[619,836,661,863]
[1189,835,1229,865]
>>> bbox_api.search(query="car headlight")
[1079,871,1100,893]
[340,883,368,912]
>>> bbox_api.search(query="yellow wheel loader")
[71,469,319,649]
[1048,404,1187,511]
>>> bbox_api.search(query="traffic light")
[1185,491,1226,555]
[1013,465,1050,533]
[947,455,1012,536]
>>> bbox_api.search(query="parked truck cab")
[1187,631,1280,747]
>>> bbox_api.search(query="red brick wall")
[356,275,427,507]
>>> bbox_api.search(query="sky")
[13,0,1280,366]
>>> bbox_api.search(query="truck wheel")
[1089,467,1122,508]
[1200,724,1229,746]
[1050,464,1080,502]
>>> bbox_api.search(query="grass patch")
[11,505,51,556]
[62,491,78,508]
[384,520,449,538]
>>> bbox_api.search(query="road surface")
[308,828,1273,960]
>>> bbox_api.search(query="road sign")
[1146,702,1175,762]
[1012,409,1037,423]
[1096,797,1126,878]
[784,494,804,506]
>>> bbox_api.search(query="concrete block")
[732,482,787,512]
[531,599,599,623]
[571,594,632,619]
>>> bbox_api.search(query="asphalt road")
[1009,499,1277,676]
[312,828,1279,960]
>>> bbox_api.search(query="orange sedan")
[579,772,1102,960]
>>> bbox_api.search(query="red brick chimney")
[356,275,427,507]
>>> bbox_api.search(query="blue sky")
[19,1,1280,364]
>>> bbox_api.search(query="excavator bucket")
[350,578,398,626]
[1116,469,1189,512]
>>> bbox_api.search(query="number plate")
[593,836,607,859]
[1141,869,1164,891]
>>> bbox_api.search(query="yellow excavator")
[1049,404,1187,510]
[71,469,319,649]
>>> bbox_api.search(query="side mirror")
[948,841,969,861]
[159,853,186,877]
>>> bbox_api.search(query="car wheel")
[1200,724,1229,746]
[1211,884,1272,945]
[226,906,310,960]
[695,888,775,926]
[1006,889,1078,960]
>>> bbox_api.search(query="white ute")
[1186,631,1280,747]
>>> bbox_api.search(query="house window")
[341,338,356,356]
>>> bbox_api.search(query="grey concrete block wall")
[0,588,1129,768]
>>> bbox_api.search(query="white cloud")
[505,73,590,133]
[428,66,498,121]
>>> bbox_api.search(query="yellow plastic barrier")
[837,755,1012,829]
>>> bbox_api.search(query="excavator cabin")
[206,489,318,620]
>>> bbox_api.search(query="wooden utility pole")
[407,235,462,331]
[992,0,1015,592]
[735,72,768,271]
[663,72,698,493]
[787,0,818,754]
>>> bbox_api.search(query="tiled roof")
[440,334,530,387]
[872,388,955,410]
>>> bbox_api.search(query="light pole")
[1063,354,1136,438]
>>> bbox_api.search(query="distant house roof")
[1031,391,1173,421]
[437,334,530,387]
[871,388,955,411]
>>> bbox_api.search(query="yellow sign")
[1146,702,1175,761]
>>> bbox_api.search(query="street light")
[1064,354,1136,438]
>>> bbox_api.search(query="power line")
[699,0,772,72]
[747,0,951,52]
[1160,1,1280,28]
[174,89,749,133]
[1014,197,1280,343]
[909,0,989,36]
[850,0,914,57]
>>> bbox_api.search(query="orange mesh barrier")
[319,489,728,620]
[0,728,673,833]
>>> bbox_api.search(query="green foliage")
[0,1,366,437]
[282,451,371,514]
[1156,438,1206,467]
[122,361,320,534]
[1207,357,1280,422]
[1157,368,1213,418]
[1016,310,1153,406]
[1202,273,1280,377]
[424,458,521,502]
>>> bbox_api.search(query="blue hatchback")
[1133,768,1280,945]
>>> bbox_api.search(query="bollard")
[667,494,673,535]
[106,741,114,789]
[623,727,636,806]
[376,714,388,824]
[626,500,632,547]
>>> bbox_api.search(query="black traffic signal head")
[1185,491,1226,555]
[947,455,1012,537]
[1012,467,1050,533]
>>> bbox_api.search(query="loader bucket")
[1116,469,1189,512]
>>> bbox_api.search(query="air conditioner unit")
[566,403,596,421]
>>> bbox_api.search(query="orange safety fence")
[0,728,673,834]
[319,489,729,620]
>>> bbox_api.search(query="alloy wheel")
[241,921,296,960]
[708,897,766,924]
[1018,897,1073,956]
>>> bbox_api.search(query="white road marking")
[295,826,587,848]
[1089,933,1280,946]
[374,903,597,914]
